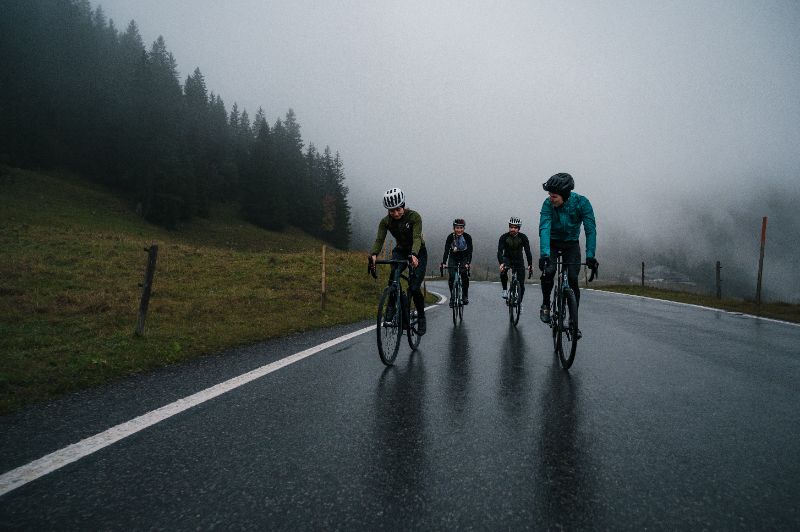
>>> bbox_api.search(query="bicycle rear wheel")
[509,279,521,326]
[556,290,579,369]
[377,287,403,365]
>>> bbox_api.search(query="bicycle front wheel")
[407,302,421,350]
[509,279,521,326]
[453,281,463,325]
[457,283,464,321]
[377,287,403,365]
[557,290,579,369]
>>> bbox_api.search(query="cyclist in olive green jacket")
[369,187,428,334]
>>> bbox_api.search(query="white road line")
[1,296,447,498]
[588,289,800,327]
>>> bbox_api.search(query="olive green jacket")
[370,209,425,256]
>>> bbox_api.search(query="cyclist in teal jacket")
[538,173,598,326]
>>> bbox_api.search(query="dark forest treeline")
[0,0,351,248]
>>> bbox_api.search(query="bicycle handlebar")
[557,261,598,282]
[374,259,412,265]
[441,263,470,278]
[369,257,415,279]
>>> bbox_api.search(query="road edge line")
[0,324,377,497]
[585,288,800,327]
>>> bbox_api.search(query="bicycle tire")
[557,290,579,369]
[507,282,513,322]
[509,278,521,326]
[550,298,558,349]
[451,280,459,325]
[377,287,403,365]
[407,307,421,351]
[457,282,464,321]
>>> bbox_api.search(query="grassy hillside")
[594,285,800,323]
[0,167,392,414]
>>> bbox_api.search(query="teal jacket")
[539,192,596,258]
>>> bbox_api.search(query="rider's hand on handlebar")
[586,257,599,281]
[538,256,550,272]
[409,254,419,269]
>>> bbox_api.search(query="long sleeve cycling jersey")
[370,208,426,256]
[497,232,533,266]
[442,232,473,265]
[538,192,596,258]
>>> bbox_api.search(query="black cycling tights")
[389,246,428,314]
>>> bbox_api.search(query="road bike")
[370,258,422,365]
[547,251,596,369]
[441,262,468,325]
[503,264,525,326]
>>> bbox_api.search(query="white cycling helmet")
[382,187,405,210]
[508,216,521,227]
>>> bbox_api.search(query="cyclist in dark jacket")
[497,217,533,302]
[538,172,598,327]
[440,218,473,306]
[370,187,428,334]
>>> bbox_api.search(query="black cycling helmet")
[542,173,575,199]
[453,218,465,227]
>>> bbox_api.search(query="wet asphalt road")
[1,280,799,530]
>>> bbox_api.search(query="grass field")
[0,167,430,414]
[594,284,800,323]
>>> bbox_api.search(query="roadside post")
[756,216,767,305]
[321,245,327,310]
[716,261,722,299]
[135,243,158,336]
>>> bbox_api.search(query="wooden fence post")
[135,243,158,336]
[756,216,767,305]
[321,245,327,310]
[715,261,722,299]
[641,262,645,287]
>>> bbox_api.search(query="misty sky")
[96,0,799,298]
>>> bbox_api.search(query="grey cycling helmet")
[382,187,405,210]
[508,216,521,227]
[542,172,574,197]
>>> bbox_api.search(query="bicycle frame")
[373,259,413,327]
[443,262,467,324]
[547,250,595,368]
[443,263,466,302]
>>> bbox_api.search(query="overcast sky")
[96,0,799,296]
